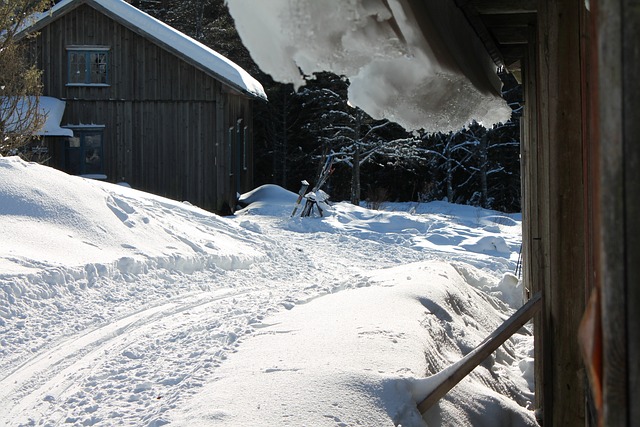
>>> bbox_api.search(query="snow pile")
[226,0,511,131]
[0,158,533,426]
[0,156,262,276]
[173,262,535,427]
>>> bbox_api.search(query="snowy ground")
[0,156,535,426]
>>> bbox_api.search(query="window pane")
[65,139,82,175]
[83,133,103,174]
[89,52,108,84]
[68,136,81,148]
[69,52,87,84]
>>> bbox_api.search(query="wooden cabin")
[19,0,266,214]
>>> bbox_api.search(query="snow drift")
[0,157,533,426]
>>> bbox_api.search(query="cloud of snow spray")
[226,0,512,132]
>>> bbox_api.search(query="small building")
[19,0,266,214]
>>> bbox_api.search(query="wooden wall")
[32,3,254,213]
[521,0,588,424]
[522,0,640,425]
[596,0,640,425]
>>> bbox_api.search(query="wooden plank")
[622,0,640,424]
[480,12,537,26]
[520,32,547,418]
[596,0,628,425]
[550,0,586,424]
[490,26,530,44]
[533,3,554,421]
[472,0,537,14]
[417,292,542,414]
[535,1,587,425]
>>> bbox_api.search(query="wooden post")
[622,0,640,420]
[417,292,542,414]
[520,28,545,416]
[531,0,588,425]
[596,0,640,425]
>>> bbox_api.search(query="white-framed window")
[67,46,110,86]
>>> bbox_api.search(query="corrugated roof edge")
[22,0,267,101]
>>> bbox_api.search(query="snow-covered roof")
[23,0,266,100]
[2,96,74,137]
[37,97,74,137]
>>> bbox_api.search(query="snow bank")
[0,161,531,426]
[0,157,262,277]
[226,0,511,131]
[172,262,536,427]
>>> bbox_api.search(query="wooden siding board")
[534,1,554,420]
[597,0,628,425]
[217,90,227,212]
[124,101,133,183]
[197,102,205,206]
[623,0,640,424]
[521,35,546,415]
[535,0,587,425]
[37,4,217,102]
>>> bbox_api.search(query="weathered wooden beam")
[536,1,587,425]
[454,0,506,67]
[471,0,537,14]
[622,0,640,420]
[491,27,530,44]
[480,12,537,26]
[596,0,626,425]
[597,0,640,424]
[417,292,542,414]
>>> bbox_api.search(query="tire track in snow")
[0,288,250,426]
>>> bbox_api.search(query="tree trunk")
[446,157,454,203]
[351,109,363,205]
[351,143,361,205]
[480,134,488,208]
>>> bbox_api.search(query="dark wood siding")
[31,3,255,213]
[36,4,218,102]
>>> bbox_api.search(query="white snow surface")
[1,97,73,137]
[226,0,512,132]
[0,156,535,426]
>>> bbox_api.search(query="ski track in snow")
[0,288,253,425]
[0,172,525,427]
[0,215,452,426]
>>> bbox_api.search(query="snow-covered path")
[0,221,419,425]
[0,190,426,424]
[0,158,533,426]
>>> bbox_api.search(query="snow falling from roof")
[226,0,512,132]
